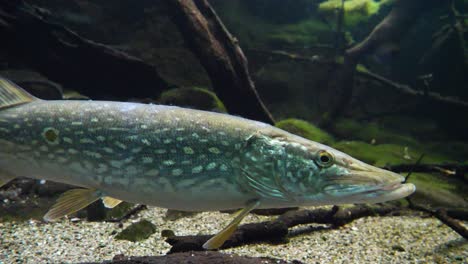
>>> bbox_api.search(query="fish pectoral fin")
[0,170,15,188]
[202,200,260,250]
[101,197,123,208]
[43,188,101,222]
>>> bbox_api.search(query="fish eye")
[316,150,334,167]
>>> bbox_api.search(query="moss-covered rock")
[276,118,334,144]
[105,202,134,220]
[157,87,227,113]
[115,219,156,242]
[331,141,457,167]
[318,0,392,27]
[333,119,419,147]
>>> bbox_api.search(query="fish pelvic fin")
[102,196,123,208]
[43,188,101,222]
[202,200,260,250]
[0,76,37,110]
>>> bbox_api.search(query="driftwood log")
[0,0,168,100]
[84,251,300,264]
[165,0,275,124]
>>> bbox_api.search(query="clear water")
[0,1,466,263]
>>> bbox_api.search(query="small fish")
[0,77,415,249]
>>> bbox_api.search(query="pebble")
[0,207,466,263]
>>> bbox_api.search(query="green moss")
[105,202,134,220]
[157,87,227,113]
[333,119,419,147]
[319,0,392,27]
[331,141,456,167]
[115,220,156,242]
[266,19,329,47]
[276,118,334,144]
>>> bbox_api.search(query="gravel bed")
[0,207,466,263]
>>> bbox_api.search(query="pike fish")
[0,77,415,249]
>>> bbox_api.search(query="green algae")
[105,202,134,220]
[157,87,227,113]
[115,219,157,242]
[266,19,330,47]
[331,141,458,167]
[276,118,334,144]
[333,119,419,147]
[318,0,392,27]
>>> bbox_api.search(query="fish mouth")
[324,163,416,204]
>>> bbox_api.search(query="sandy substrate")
[0,207,466,264]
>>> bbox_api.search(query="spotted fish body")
[0,77,415,234]
[0,99,283,210]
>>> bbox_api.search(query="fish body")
[0,99,285,210]
[0,77,415,249]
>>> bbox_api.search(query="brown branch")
[0,0,168,100]
[166,204,401,253]
[435,209,468,239]
[408,198,468,238]
[165,0,274,124]
[325,0,449,126]
[248,48,468,109]
[385,163,467,175]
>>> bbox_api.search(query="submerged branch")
[166,204,402,253]
[385,163,467,176]
[165,0,274,124]
[248,49,468,109]
[408,198,468,239]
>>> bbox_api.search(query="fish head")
[273,133,416,205]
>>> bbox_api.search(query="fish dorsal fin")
[102,196,123,208]
[43,188,101,222]
[0,77,37,109]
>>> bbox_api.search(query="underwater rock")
[276,118,334,144]
[115,220,157,242]
[84,251,299,264]
[157,87,227,113]
[106,202,135,221]
[331,141,457,167]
